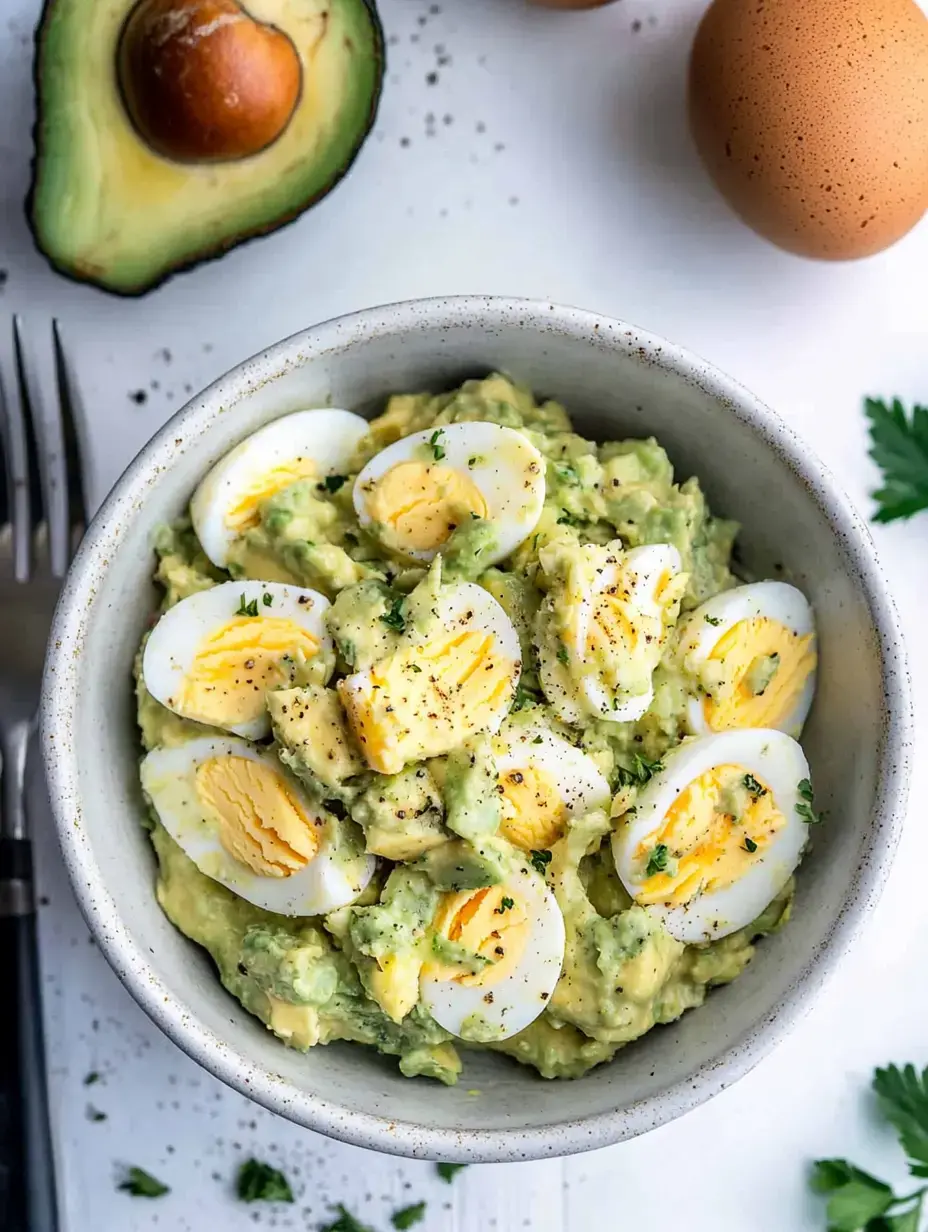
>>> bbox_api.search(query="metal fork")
[0,317,87,1232]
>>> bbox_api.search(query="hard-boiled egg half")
[494,725,611,851]
[611,729,811,943]
[677,582,817,737]
[191,409,368,567]
[538,542,686,724]
[141,736,375,915]
[338,581,521,775]
[419,865,565,1041]
[143,580,333,739]
[353,422,545,565]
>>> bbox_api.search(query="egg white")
[419,864,566,1041]
[141,736,375,916]
[495,724,611,819]
[142,580,333,740]
[677,581,816,737]
[352,421,546,564]
[191,409,368,567]
[612,729,811,943]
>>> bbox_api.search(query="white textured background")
[2,0,928,1228]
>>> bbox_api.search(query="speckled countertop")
[2,0,928,1228]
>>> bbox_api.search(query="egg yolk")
[579,564,679,691]
[498,764,567,850]
[701,617,816,731]
[425,885,530,988]
[175,616,320,728]
[226,457,317,533]
[195,755,320,877]
[339,632,516,775]
[363,460,488,553]
[633,763,784,907]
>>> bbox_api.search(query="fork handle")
[0,838,59,1232]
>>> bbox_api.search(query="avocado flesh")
[29,0,383,294]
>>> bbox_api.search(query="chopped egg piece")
[612,729,811,942]
[142,580,332,740]
[353,421,545,565]
[141,736,375,916]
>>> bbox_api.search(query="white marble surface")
[2,0,928,1227]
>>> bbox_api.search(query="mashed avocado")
[138,375,791,1084]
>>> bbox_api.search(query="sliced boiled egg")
[494,725,611,851]
[191,409,368,567]
[338,581,521,776]
[142,580,333,740]
[353,422,545,565]
[611,729,811,943]
[677,582,817,737]
[419,866,565,1041]
[141,736,375,916]
[538,542,686,724]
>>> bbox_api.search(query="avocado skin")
[25,0,385,296]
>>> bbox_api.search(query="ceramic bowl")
[41,297,911,1161]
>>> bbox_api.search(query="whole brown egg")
[689,0,928,259]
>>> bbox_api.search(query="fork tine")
[52,320,89,560]
[2,319,35,581]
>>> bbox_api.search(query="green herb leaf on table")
[236,1158,294,1203]
[391,1201,427,1229]
[319,1204,376,1232]
[86,1104,107,1122]
[874,1064,928,1178]
[865,397,928,524]
[436,1162,468,1182]
[118,1166,170,1198]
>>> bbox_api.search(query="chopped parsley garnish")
[118,1166,169,1198]
[742,772,767,799]
[556,510,587,527]
[391,1201,427,1229]
[495,896,515,914]
[556,645,570,666]
[530,849,552,875]
[83,1071,100,1086]
[704,614,722,626]
[468,456,478,468]
[236,1158,294,1203]
[235,594,259,617]
[810,1062,928,1230]
[319,1204,375,1232]
[380,596,406,633]
[511,682,540,712]
[742,836,758,853]
[532,735,544,744]
[617,754,663,789]
[645,843,669,877]
[796,777,821,824]
[323,474,348,494]
[430,429,446,461]
[865,396,928,523]
[553,461,580,487]
[262,592,273,607]
[409,662,422,673]
[436,1162,468,1182]
[86,1105,107,1122]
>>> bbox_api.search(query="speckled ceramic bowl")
[41,297,911,1162]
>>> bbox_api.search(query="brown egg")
[689,0,928,259]
[118,0,302,163]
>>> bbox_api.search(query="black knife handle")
[0,838,59,1232]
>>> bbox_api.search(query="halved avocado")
[28,0,384,295]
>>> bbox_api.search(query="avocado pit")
[117,0,302,163]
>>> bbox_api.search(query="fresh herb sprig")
[118,1167,169,1198]
[617,753,663,790]
[319,1205,375,1232]
[436,1162,468,1182]
[236,1159,294,1203]
[391,1202,427,1229]
[865,397,928,524]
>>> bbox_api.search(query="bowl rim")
[41,295,912,1161]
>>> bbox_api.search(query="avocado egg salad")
[136,375,819,1084]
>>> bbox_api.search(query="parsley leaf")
[865,397,928,524]
[380,596,406,633]
[645,843,669,877]
[436,1162,468,1182]
[617,754,663,789]
[83,1071,101,1086]
[391,1202,426,1229]
[743,835,758,853]
[529,849,552,876]
[494,896,515,914]
[86,1104,107,1122]
[796,777,822,825]
[319,1205,375,1232]
[743,772,767,799]
[556,645,570,666]
[511,682,540,712]
[874,1064,928,1177]
[810,1159,895,1229]
[118,1166,170,1198]
[429,429,446,461]
[323,474,348,494]
[236,1159,294,1203]
[235,594,259,618]
[262,592,273,607]
[704,614,722,626]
